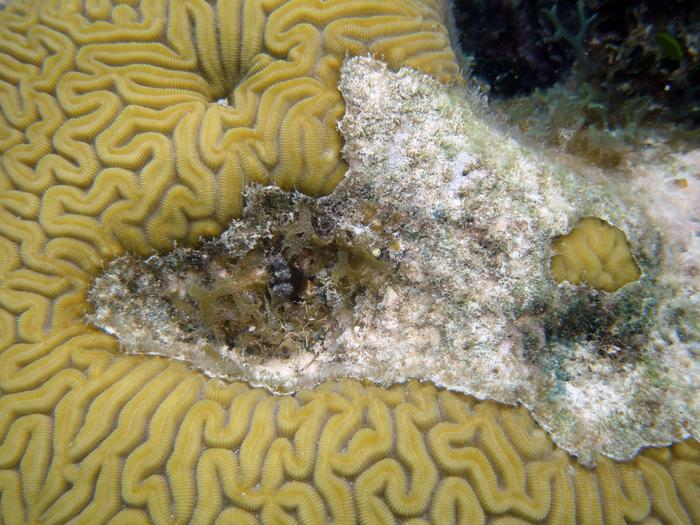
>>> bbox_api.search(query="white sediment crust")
[90,57,699,466]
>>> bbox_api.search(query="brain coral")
[0,0,697,523]
[551,217,642,292]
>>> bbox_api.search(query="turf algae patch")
[89,187,393,391]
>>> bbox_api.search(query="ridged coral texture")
[0,0,697,523]
[551,217,642,292]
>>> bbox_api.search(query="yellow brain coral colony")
[0,0,697,523]
[551,217,642,292]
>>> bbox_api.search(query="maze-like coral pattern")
[551,217,642,292]
[1,371,699,524]
[0,0,697,523]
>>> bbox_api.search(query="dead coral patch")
[89,186,391,387]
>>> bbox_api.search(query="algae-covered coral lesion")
[1,0,699,523]
[89,187,394,390]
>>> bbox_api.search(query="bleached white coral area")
[90,57,699,466]
[331,57,698,465]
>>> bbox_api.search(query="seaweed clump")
[178,202,389,360]
[453,0,700,167]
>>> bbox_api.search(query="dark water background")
[451,0,699,131]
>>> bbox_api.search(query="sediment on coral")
[91,57,699,468]
[333,57,699,465]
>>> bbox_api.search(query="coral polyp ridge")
[1,0,699,523]
[551,216,642,292]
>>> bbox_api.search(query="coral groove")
[0,0,697,523]
[551,217,641,292]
